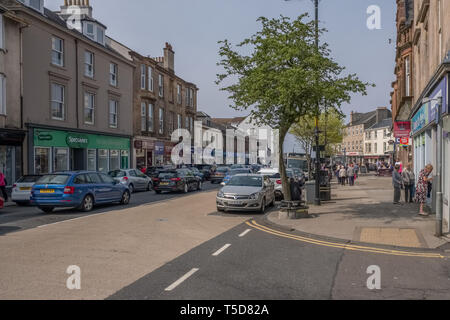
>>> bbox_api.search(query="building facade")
[130,44,198,168]
[0,1,27,188]
[409,0,450,232]
[11,0,135,176]
[391,0,414,167]
[364,119,393,164]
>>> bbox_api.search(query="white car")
[11,175,42,205]
[257,168,295,201]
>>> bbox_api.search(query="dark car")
[145,166,165,179]
[153,169,202,194]
[210,166,231,184]
[30,172,131,213]
[194,164,213,180]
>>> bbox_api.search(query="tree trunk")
[279,127,291,201]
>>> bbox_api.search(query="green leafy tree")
[216,15,372,200]
[290,108,345,178]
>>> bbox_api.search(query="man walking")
[402,163,415,203]
[347,164,355,186]
[392,164,402,205]
[339,166,347,186]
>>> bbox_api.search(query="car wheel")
[184,183,189,193]
[39,206,54,214]
[259,198,266,213]
[80,195,94,212]
[128,184,134,193]
[197,181,202,191]
[121,191,131,205]
[147,182,152,191]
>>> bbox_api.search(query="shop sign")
[66,134,89,148]
[411,104,429,134]
[394,121,411,138]
[155,142,164,155]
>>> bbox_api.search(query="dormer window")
[83,22,105,46]
[85,23,95,40]
[18,0,44,13]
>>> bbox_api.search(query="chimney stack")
[61,0,93,18]
[163,42,175,73]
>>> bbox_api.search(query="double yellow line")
[246,220,446,259]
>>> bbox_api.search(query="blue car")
[31,171,131,213]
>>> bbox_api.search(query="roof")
[347,111,376,127]
[368,118,392,130]
[211,117,246,126]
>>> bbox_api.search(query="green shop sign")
[34,129,130,150]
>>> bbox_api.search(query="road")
[1,183,449,300]
[0,181,220,236]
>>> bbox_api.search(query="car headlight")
[249,192,260,200]
[217,190,224,198]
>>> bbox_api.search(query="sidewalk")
[268,175,450,249]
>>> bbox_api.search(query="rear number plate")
[20,187,32,191]
[40,189,55,194]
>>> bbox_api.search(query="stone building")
[130,43,198,168]
[4,0,136,176]
[390,0,414,166]
[409,0,450,232]
[364,118,393,164]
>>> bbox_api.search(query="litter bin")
[305,180,316,204]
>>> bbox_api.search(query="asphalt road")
[109,218,450,300]
[0,181,220,236]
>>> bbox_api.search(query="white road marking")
[212,244,231,256]
[165,268,199,291]
[239,229,251,237]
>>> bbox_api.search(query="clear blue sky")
[45,0,396,152]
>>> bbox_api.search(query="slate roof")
[368,118,392,130]
[346,111,376,127]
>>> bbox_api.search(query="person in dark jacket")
[392,165,402,205]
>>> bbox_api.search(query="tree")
[216,15,372,201]
[290,108,345,178]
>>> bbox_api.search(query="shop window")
[87,149,96,171]
[110,150,120,171]
[34,147,50,175]
[98,149,109,173]
[54,148,69,172]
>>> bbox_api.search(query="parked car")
[153,169,202,194]
[257,168,295,201]
[145,166,166,179]
[216,174,275,213]
[190,167,205,182]
[194,164,213,180]
[108,169,152,193]
[11,175,42,205]
[30,172,131,213]
[221,168,253,186]
[210,166,231,184]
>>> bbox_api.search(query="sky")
[44,0,397,152]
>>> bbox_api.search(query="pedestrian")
[401,163,415,203]
[392,164,402,205]
[415,164,433,216]
[354,163,359,178]
[347,164,355,186]
[339,166,347,186]
[0,171,7,202]
[395,160,403,174]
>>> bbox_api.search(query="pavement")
[268,175,450,249]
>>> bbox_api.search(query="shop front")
[134,138,176,168]
[31,128,130,175]
[0,129,25,187]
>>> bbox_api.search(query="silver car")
[216,174,275,213]
[11,175,42,205]
[108,169,152,193]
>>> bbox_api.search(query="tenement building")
[130,43,198,168]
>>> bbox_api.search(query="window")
[158,74,164,97]
[87,149,96,171]
[51,37,64,66]
[110,63,118,86]
[148,103,154,132]
[98,149,109,173]
[109,150,120,171]
[159,108,164,134]
[141,102,146,131]
[34,147,50,175]
[96,27,105,45]
[0,74,5,115]
[177,84,182,104]
[405,56,411,96]
[374,143,378,154]
[190,89,194,107]
[109,100,118,128]
[141,65,146,90]
[169,111,175,133]
[0,14,4,50]
[148,66,154,92]
[19,0,43,12]
[374,130,378,139]
[185,117,189,130]
[85,51,94,78]
[54,148,69,172]
[51,83,65,120]
[177,114,182,129]
[84,92,95,124]
[85,23,95,40]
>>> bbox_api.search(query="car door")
[87,173,108,202]
[127,170,140,190]
[136,170,149,190]
[99,173,121,200]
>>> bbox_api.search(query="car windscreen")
[227,176,262,187]
[108,170,126,178]
[37,174,71,185]
[158,172,178,179]
[230,169,252,175]
[216,167,229,173]
[16,176,41,183]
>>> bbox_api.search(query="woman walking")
[339,166,347,186]
[415,164,433,216]
[392,164,402,205]
[0,171,7,202]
